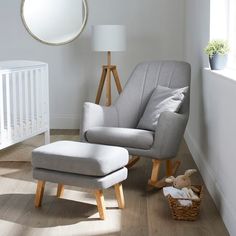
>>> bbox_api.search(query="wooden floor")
[0,134,229,236]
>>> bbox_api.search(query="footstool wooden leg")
[95,190,106,220]
[57,183,64,198]
[35,180,45,208]
[114,183,125,209]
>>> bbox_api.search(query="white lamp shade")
[92,25,126,52]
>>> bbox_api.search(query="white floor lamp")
[92,25,126,106]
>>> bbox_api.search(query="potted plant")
[204,39,230,70]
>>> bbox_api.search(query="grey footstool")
[32,141,129,220]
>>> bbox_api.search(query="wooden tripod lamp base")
[95,51,122,106]
[92,25,126,105]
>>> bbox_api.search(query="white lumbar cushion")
[137,85,188,131]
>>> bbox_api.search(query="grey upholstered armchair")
[80,61,191,188]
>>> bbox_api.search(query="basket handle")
[167,195,201,202]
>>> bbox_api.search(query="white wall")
[0,0,185,128]
[185,0,236,234]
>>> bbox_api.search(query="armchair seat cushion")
[85,127,154,150]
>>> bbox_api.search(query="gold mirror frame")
[21,0,88,46]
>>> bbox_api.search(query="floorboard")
[0,134,229,236]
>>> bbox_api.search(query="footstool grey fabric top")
[32,141,129,177]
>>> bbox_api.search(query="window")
[210,0,236,69]
[228,0,236,68]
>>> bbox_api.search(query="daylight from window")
[210,0,236,69]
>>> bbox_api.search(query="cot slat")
[24,71,29,135]
[30,69,35,131]
[6,73,11,139]
[38,68,43,128]
[0,73,4,142]
[19,72,23,137]
[35,69,40,129]
[12,72,17,134]
[44,66,50,127]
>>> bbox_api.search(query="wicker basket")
[166,185,203,221]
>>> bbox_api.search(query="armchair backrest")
[114,61,191,128]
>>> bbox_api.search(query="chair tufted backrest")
[114,61,191,128]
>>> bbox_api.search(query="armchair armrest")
[80,102,118,141]
[153,111,188,158]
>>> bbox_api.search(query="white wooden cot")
[0,61,50,150]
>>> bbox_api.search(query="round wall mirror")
[21,0,88,45]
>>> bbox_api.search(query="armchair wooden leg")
[57,183,64,198]
[95,190,106,220]
[126,156,140,169]
[35,180,45,208]
[147,160,161,190]
[114,183,125,209]
[147,159,181,190]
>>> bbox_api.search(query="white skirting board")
[185,129,236,235]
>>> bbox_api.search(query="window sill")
[204,68,236,82]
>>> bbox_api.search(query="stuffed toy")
[165,169,199,192]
